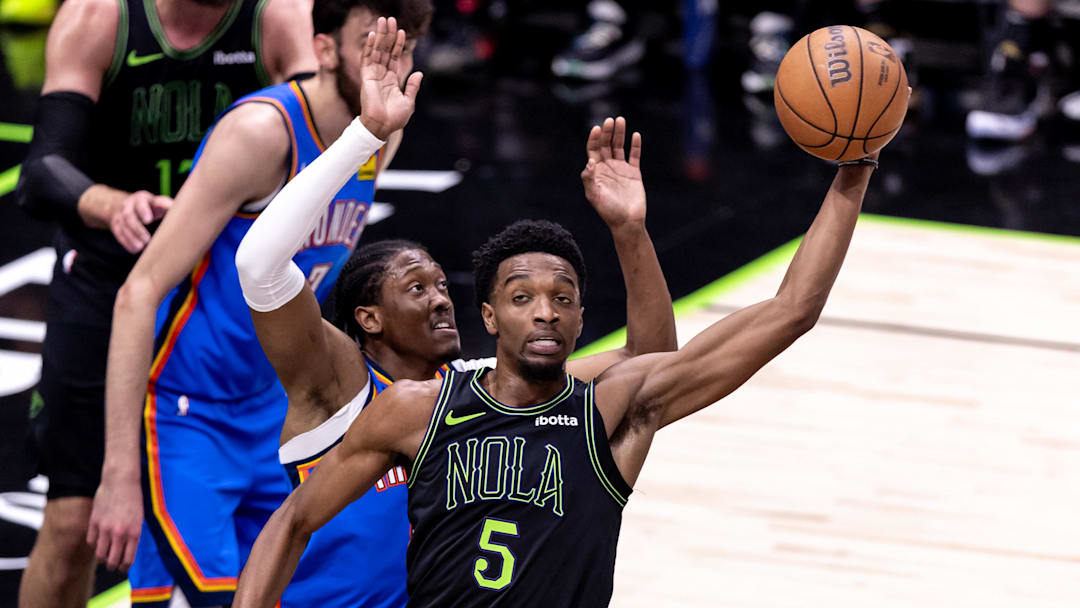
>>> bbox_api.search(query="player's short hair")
[471,220,587,309]
[335,238,428,344]
[313,0,434,39]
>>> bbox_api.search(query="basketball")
[774,25,910,162]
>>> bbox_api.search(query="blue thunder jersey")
[278,357,493,608]
[279,359,408,608]
[151,79,379,400]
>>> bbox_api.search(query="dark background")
[2,0,1080,603]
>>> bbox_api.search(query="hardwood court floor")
[613,216,1080,608]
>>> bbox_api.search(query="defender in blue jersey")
[233,112,676,607]
[88,4,432,607]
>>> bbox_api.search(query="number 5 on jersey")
[474,517,519,591]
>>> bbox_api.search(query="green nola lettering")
[445,436,564,517]
[130,81,234,146]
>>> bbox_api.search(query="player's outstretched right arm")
[236,17,421,417]
[87,104,292,570]
[14,0,171,253]
[598,159,877,485]
[235,379,436,607]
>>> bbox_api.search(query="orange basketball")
[774,25,910,161]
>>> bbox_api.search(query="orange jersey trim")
[289,80,325,152]
[131,586,173,603]
[230,93,303,221]
[143,254,237,593]
[149,254,211,381]
[296,455,323,484]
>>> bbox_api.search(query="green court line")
[84,211,1079,608]
[571,212,1080,359]
[861,213,1080,245]
[0,165,20,198]
[571,237,803,358]
[87,581,129,608]
[0,122,32,143]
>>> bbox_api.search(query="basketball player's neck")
[483,358,567,409]
[299,74,356,148]
[154,0,231,50]
[363,346,443,383]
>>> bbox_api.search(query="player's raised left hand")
[581,117,646,229]
[358,16,423,140]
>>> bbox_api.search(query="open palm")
[581,117,646,227]
[358,17,423,140]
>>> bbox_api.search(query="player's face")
[373,249,461,363]
[333,8,418,115]
[482,253,584,382]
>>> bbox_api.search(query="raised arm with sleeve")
[598,158,878,486]
[237,18,421,403]
[566,117,676,382]
[235,117,384,395]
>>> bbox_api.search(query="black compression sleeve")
[15,91,96,226]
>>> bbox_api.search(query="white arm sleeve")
[235,118,385,312]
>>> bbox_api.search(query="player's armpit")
[250,291,363,419]
[593,300,809,485]
[643,297,811,429]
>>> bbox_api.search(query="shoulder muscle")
[344,378,442,460]
[189,102,292,205]
[42,0,120,98]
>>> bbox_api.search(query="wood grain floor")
[612,217,1080,607]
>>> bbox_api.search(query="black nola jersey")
[52,0,268,323]
[405,367,633,607]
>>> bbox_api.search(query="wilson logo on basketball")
[824,26,852,87]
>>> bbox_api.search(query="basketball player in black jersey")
[235,112,882,605]
[13,0,314,605]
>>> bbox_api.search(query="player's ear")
[575,306,584,340]
[355,305,382,336]
[481,302,498,336]
[313,33,340,70]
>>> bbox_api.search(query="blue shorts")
[131,384,290,606]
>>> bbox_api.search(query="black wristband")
[837,158,879,169]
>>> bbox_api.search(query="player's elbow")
[234,236,264,289]
[286,490,322,538]
[114,272,162,318]
[773,294,823,338]
[14,158,53,220]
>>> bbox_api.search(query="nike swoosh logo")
[444,410,486,426]
[127,50,164,67]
